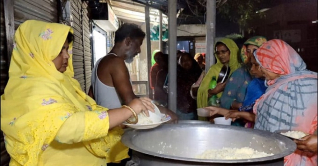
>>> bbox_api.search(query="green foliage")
[217,0,266,33]
[181,0,266,34]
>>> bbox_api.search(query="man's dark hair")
[114,23,145,43]
[67,32,74,43]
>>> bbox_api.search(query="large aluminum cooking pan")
[122,121,296,166]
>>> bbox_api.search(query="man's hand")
[294,134,317,155]
[157,105,178,123]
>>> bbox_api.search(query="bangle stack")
[122,105,138,124]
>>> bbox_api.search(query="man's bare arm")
[110,58,137,104]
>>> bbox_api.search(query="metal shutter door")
[1,0,8,95]
[82,2,91,93]
[70,0,85,91]
[14,0,58,29]
[1,1,10,166]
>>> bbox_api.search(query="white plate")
[274,130,309,140]
[123,114,171,129]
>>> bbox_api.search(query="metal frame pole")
[205,0,216,72]
[145,5,152,97]
[159,10,163,51]
[168,0,177,112]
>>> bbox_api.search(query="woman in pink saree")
[253,39,317,166]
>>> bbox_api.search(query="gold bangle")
[122,105,138,124]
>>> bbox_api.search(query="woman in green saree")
[196,38,240,108]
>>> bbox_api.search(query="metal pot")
[122,120,296,166]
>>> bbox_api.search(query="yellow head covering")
[197,38,240,108]
[194,53,202,61]
[1,20,127,165]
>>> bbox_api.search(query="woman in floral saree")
[1,20,153,166]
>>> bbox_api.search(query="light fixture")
[256,8,270,13]
[312,20,318,24]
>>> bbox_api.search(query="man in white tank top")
[88,23,177,117]
[89,22,177,166]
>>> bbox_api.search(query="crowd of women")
[150,36,317,165]
[1,19,317,166]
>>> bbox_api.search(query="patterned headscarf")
[254,39,307,75]
[252,39,317,165]
[240,36,267,64]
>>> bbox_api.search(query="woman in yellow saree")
[197,38,240,108]
[1,20,154,166]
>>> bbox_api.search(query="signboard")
[107,4,119,30]
[195,42,206,49]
